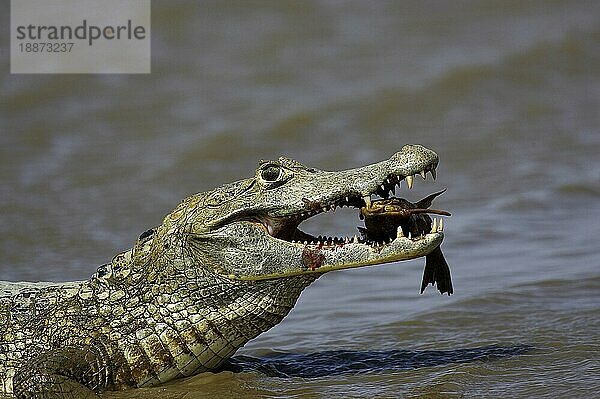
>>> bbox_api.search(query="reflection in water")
[227,345,532,378]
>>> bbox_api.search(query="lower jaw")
[296,231,444,274]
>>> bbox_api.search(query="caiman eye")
[261,164,283,182]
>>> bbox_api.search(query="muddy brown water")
[1,1,599,398]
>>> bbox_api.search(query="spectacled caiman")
[0,144,453,398]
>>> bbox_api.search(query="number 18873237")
[18,42,74,52]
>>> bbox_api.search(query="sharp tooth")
[322,207,327,212]
[408,231,412,239]
[431,218,437,233]
[439,218,443,232]
[386,178,391,184]
[345,196,349,203]
[396,226,404,238]
[303,241,308,244]
[420,170,426,179]
[430,168,437,180]
[267,224,274,236]
[363,195,371,208]
[344,236,350,243]
[353,235,359,244]
[406,175,413,189]
[381,184,385,191]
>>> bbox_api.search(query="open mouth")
[252,166,449,249]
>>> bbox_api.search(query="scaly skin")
[0,145,450,398]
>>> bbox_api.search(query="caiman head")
[150,144,450,292]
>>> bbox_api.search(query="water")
[1,1,599,397]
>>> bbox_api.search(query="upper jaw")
[270,144,439,221]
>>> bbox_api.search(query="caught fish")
[359,189,453,295]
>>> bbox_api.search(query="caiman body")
[0,145,452,398]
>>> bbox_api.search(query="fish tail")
[421,246,454,295]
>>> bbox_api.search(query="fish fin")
[415,188,447,209]
[421,246,454,295]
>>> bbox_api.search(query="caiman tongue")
[359,189,454,295]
